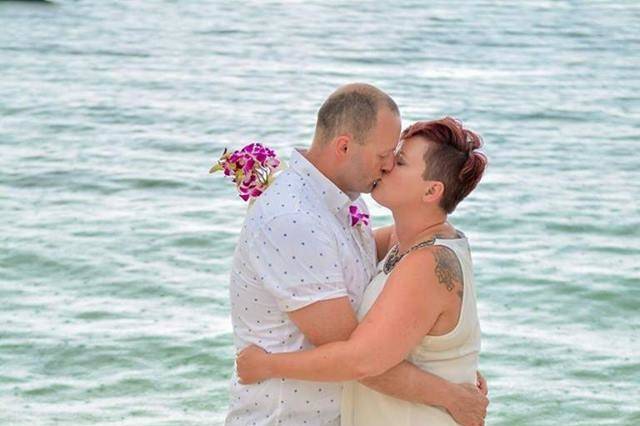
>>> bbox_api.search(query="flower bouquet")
[209,143,282,203]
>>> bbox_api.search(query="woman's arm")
[373,224,397,262]
[236,247,447,383]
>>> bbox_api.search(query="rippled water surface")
[1,1,639,424]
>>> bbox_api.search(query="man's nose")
[382,155,395,173]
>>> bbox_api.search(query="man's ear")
[334,134,352,157]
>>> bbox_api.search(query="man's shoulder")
[246,171,321,227]
[248,207,326,234]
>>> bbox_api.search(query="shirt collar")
[289,148,359,216]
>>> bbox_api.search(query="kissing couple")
[225,83,489,426]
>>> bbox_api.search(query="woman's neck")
[392,207,449,253]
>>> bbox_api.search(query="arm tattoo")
[433,246,464,300]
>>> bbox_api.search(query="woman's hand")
[236,345,271,384]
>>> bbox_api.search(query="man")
[226,83,488,426]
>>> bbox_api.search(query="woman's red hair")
[401,117,488,213]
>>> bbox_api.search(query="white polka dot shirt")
[226,148,377,425]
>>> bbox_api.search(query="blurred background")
[1,0,639,424]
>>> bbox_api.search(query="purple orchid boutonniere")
[349,205,370,227]
[209,143,281,202]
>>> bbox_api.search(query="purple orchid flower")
[349,205,370,227]
[210,142,281,202]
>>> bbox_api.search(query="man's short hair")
[314,83,399,144]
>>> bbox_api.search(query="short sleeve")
[247,213,347,312]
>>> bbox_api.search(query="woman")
[236,117,488,426]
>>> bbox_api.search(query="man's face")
[349,108,402,194]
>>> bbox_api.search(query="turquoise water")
[1,0,639,424]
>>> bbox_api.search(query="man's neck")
[302,147,355,198]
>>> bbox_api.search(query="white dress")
[341,231,482,426]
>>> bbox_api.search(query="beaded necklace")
[383,238,438,275]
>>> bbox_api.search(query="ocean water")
[1,0,639,424]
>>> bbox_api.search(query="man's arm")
[287,297,488,426]
[373,224,397,262]
[360,362,488,426]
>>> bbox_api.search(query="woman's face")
[371,135,430,209]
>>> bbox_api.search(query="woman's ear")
[423,181,444,203]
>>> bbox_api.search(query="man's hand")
[444,383,489,426]
[477,371,488,396]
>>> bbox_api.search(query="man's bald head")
[313,83,400,145]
